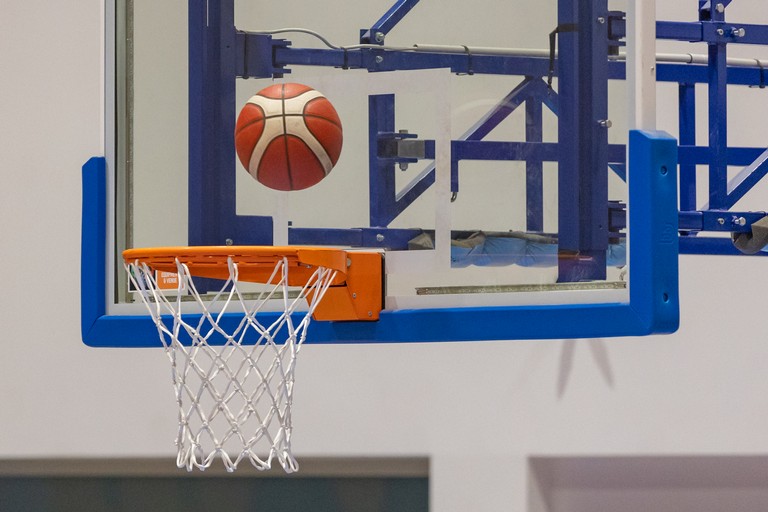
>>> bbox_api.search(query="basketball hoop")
[123,246,381,472]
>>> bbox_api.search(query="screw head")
[597,16,606,24]
[716,28,725,36]
[717,217,726,225]
[598,119,613,128]
[375,55,384,64]
[376,233,385,242]
[374,31,385,43]
[715,3,725,13]
[225,238,234,246]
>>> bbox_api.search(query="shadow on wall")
[556,339,615,398]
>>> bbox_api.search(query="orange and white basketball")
[235,83,343,191]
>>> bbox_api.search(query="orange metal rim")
[123,246,349,271]
[123,246,383,321]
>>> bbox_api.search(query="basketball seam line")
[280,84,294,190]
[256,134,327,189]
[238,113,342,131]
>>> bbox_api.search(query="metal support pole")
[679,83,697,211]
[189,0,241,248]
[369,95,397,227]
[557,0,609,282]
[526,94,544,232]
[707,42,729,208]
[188,0,272,258]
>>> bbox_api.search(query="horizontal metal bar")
[652,52,768,68]
[453,141,626,164]
[656,21,704,41]
[656,62,766,86]
[288,227,423,249]
[615,19,768,45]
[678,211,766,232]
[678,146,767,166]
[701,22,768,45]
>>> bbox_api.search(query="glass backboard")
[81,0,679,346]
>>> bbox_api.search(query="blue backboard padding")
[80,156,107,341]
[626,130,679,334]
[81,131,679,346]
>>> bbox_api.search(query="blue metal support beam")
[188,0,274,293]
[608,20,768,45]
[679,83,697,211]
[369,94,398,227]
[708,32,729,208]
[526,90,544,231]
[452,141,626,164]
[678,210,767,232]
[557,0,609,282]
[678,146,766,166]
[189,0,234,248]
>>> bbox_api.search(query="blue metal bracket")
[236,32,290,79]
[368,94,437,227]
[377,130,436,167]
[699,1,734,21]
[678,211,768,232]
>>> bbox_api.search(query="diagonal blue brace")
[449,77,556,193]
[723,148,768,209]
[360,0,421,44]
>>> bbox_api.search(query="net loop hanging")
[125,254,338,473]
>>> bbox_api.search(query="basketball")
[235,83,343,191]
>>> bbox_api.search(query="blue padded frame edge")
[81,157,159,347]
[81,131,678,346]
[81,157,107,341]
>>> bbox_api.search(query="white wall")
[2,1,768,511]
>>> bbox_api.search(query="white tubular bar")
[257,27,768,69]
[410,44,552,58]
[650,52,768,68]
[407,44,768,70]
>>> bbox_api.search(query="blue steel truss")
[190,0,768,266]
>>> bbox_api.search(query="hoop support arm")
[122,246,383,322]
[311,252,383,321]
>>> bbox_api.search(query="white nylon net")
[125,256,337,473]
